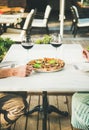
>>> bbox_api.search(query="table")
[0,44,89,130]
[1,43,89,92]
[0,14,21,24]
[12,12,29,19]
[0,14,22,32]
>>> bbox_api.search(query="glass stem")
[56,48,57,58]
[27,50,29,62]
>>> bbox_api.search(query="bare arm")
[0,68,13,78]
[0,65,33,78]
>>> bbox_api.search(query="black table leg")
[26,91,68,116]
[26,91,68,130]
[42,91,48,130]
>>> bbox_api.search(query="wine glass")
[21,36,34,62]
[51,33,62,58]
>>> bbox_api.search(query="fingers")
[26,65,33,76]
[12,65,33,77]
[82,49,89,61]
[83,50,87,58]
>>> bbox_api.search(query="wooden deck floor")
[10,93,79,130]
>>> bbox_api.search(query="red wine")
[22,43,34,49]
[51,42,62,48]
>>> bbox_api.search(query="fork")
[11,64,15,68]
[73,65,79,70]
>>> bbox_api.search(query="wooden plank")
[26,94,40,130]
[11,115,27,130]
[37,95,42,130]
[48,95,61,130]
[66,96,72,116]
[57,96,72,130]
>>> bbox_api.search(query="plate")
[27,58,65,72]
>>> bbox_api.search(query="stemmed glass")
[21,35,34,62]
[50,33,62,58]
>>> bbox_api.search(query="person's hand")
[26,64,33,76]
[0,65,33,78]
[82,49,89,61]
[12,65,33,77]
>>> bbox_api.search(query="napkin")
[74,62,89,72]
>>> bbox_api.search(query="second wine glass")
[51,33,62,58]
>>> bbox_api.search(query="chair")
[0,9,35,43]
[70,6,89,37]
[31,5,52,34]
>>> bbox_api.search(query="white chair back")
[20,9,35,38]
[43,5,52,25]
[72,6,79,18]
[44,5,52,19]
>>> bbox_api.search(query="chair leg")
[73,26,78,37]
[70,23,74,31]
[71,23,77,35]
[46,26,49,34]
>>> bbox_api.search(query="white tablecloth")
[0,44,89,92]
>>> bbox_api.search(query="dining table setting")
[0,41,89,130]
[0,42,89,91]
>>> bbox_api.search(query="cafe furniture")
[32,5,52,34]
[0,14,22,33]
[70,5,89,37]
[1,9,35,43]
[0,6,26,33]
[0,43,89,130]
[0,14,22,24]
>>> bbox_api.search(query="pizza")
[27,58,65,72]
